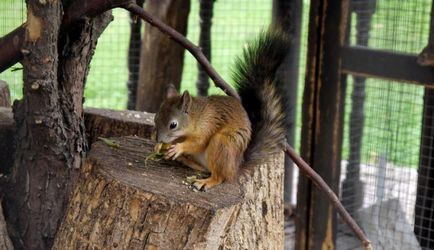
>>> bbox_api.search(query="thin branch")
[284,144,371,250]
[122,3,240,100]
[123,3,372,249]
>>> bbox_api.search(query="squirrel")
[154,29,290,191]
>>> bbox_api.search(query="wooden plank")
[296,0,350,249]
[341,46,434,85]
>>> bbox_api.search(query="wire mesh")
[339,0,433,249]
[0,1,26,101]
[0,1,306,249]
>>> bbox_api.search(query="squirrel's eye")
[169,121,177,130]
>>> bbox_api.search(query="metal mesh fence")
[7,0,434,249]
[0,1,277,109]
[0,1,307,249]
[338,0,433,249]
[0,1,25,101]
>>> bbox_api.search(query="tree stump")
[0,81,11,108]
[53,136,284,249]
[0,204,13,250]
[84,108,154,145]
[0,107,14,174]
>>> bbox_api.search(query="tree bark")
[196,0,214,96]
[0,81,11,108]
[0,107,14,176]
[0,205,13,250]
[0,107,155,178]
[4,1,112,248]
[135,0,190,112]
[7,1,64,248]
[53,136,284,249]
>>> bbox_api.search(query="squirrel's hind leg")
[193,133,242,191]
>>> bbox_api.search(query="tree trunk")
[53,136,284,249]
[126,0,145,110]
[196,0,214,96]
[135,0,191,112]
[4,1,112,248]
[7,1,64,248]
[0,81,11,108]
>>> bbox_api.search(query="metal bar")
[415,1,434,248]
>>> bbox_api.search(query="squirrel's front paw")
[165,144,183,160]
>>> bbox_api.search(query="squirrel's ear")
[180,90,192,113]
[165,84,179,99]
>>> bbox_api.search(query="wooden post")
[53,136,284,249]
[135,0,191,112]
[196,0,214,97]
[296,0,350,249]
[272,0,303,212]
[127,0,145,110]
[126,0,145,110]
[415,4,434,247]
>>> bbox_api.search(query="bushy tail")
[233,28,290,165]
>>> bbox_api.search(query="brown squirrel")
[154,29,289,191]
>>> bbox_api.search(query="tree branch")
[284,144,371,249]
[0,0,134,73]
[123,3,371,249]
[0,26,25,73]
[122,3,240,100]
